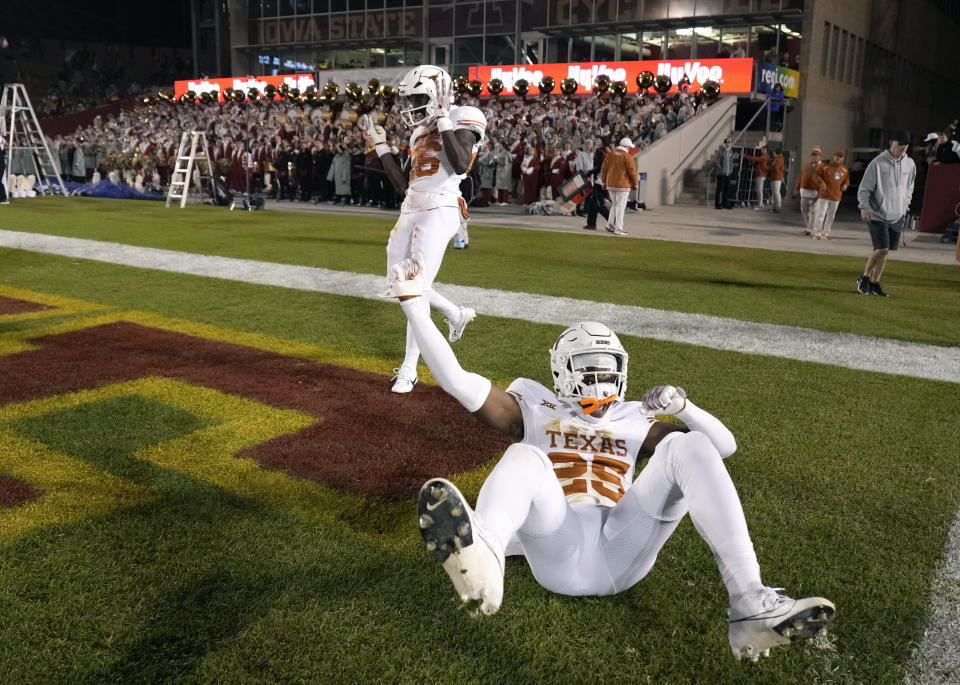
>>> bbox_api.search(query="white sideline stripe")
[1,228,959,677]
[1,229,959,384]
[904,509,960,685]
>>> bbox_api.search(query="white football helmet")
[397,64,452,128]
[550,322,628,415]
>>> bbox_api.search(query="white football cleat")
[390,367,418,394]
[728,587,835,661]
[445,306,476,343]
[418,478,505,616]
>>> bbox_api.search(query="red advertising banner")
[173,74,317,101]
[468,58,754,95]
[918,163,960,233]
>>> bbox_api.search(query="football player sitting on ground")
[361,65,484,394]
[385,255,836,661]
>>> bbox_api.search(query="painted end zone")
[0,287,511,544]
[0,321,508,500]
[0,296,53,315]
[0,474,41,508]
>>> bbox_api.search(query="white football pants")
[605,187,630,231]
[387,206,462,375]
[476,432,763,601]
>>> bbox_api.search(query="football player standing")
[384,255,836,661]
[361,65,485,393]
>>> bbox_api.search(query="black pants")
[585,184,610,227]
[715,173,731,208]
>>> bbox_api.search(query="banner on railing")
[173,74,317,101]
[468,58,753,95]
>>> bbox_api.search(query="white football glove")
[380,253,425,299]
[436,78,452,118]
[642,385,687,415]
[358,114,387,146]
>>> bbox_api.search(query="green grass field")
[1,197,958,683]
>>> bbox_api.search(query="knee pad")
[665,431,722,479]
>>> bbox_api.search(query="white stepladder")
[166,130,214,208]
[0,83,68,196]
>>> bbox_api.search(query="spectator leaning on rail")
[856,130,916,297]
[794,146,823,233]
[809,150,849,240]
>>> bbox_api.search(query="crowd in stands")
[35,48,192,117]
[1,34,192,117]
[42,87,707,208]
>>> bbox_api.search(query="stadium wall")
[633,95,737,209]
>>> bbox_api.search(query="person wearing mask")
[793,147,823,233]
[713,137,735,209]
[856,131,916,297]
[810,150,850,240]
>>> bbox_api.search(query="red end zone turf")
[0,321,510,501]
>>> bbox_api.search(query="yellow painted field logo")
[0,287,507,545]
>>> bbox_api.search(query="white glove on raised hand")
[358,114,386,145]
[435,78,452,118]
[642,385,687,415]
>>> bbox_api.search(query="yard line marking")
[1,229,958,384]
[903,508,960,684]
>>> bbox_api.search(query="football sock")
[401,297,491,411]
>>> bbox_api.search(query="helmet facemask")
[550,322,629,417]
[399,93,434,127]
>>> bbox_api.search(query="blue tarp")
[66,180,165,201]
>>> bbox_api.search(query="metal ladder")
[0,83,68,196]
[166,130,214,208]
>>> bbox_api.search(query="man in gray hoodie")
[856,131,916,296]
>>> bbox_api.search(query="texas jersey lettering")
[506,377,655,507]
[402,105,486,213]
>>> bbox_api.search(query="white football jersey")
[402,105,486,213]
[506,378,656,508]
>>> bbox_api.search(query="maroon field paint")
[0,322,510,500]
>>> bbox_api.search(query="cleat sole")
[418,479,474,564]
[773,603,836,643]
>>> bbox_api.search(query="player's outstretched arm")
[641,385,737,457]
[399,295,524,441]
